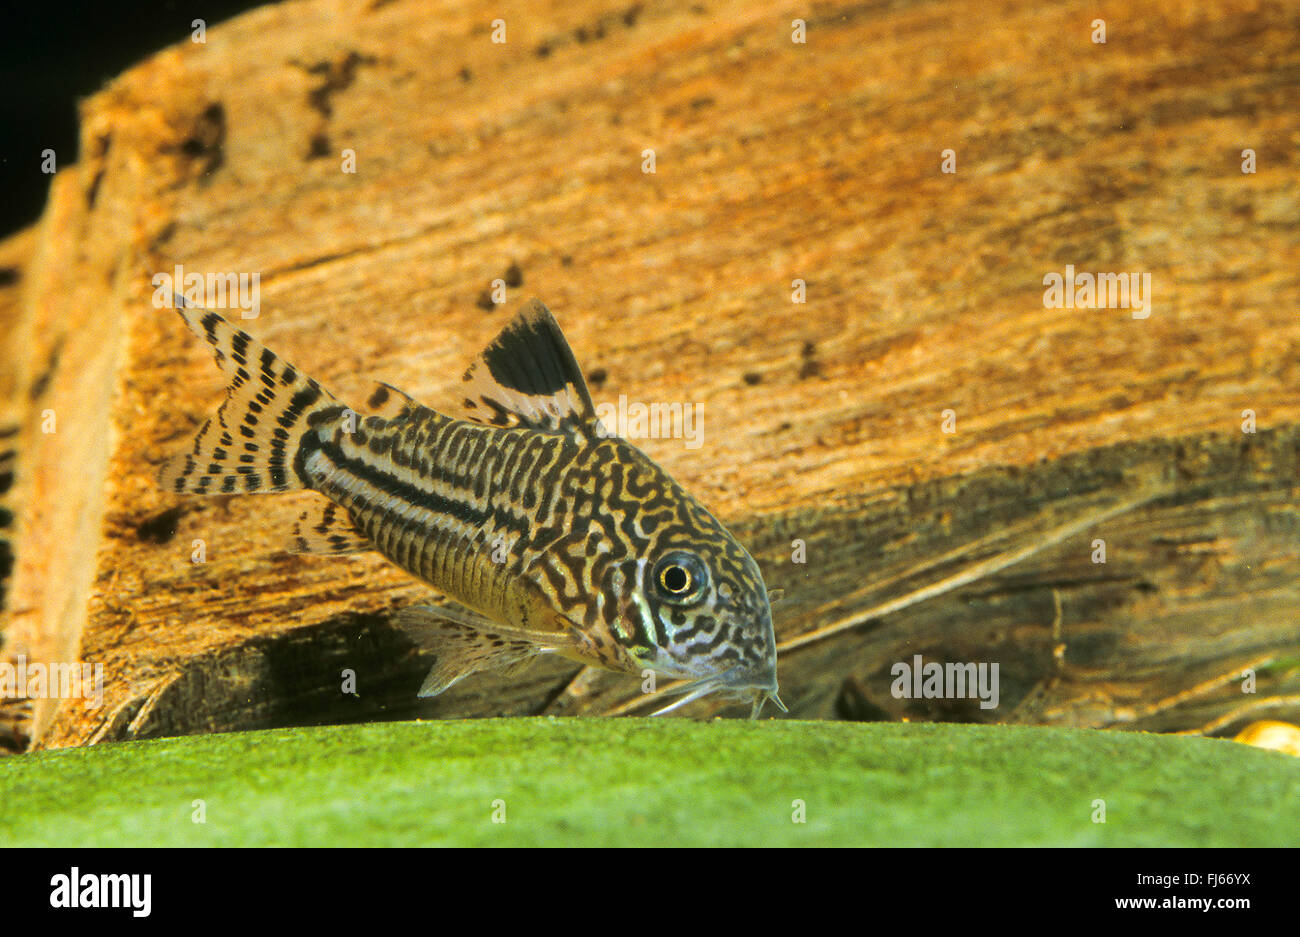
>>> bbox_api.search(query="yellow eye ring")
[659,564,693,594]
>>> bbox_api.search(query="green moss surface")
[2,719,1295,846]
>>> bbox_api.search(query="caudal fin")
[159,296,342,495]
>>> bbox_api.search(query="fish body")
[161,297,782,716]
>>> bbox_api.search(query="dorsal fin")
[460,299,598,433]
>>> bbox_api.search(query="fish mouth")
[650,665,786,719]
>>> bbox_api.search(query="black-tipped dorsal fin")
[460,299,598,433]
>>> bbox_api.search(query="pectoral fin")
[393,602,574,698]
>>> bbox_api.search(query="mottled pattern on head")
[523,434,777,686]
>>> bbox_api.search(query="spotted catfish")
[160,296,784,717]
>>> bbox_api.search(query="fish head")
[632,545,779,696]
[595,446,783,715]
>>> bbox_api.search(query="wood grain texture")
[0,226,36,752]
[0,0,1295,749]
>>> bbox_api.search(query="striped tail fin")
[159,296,343,495]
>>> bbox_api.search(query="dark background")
[0,1,264,239]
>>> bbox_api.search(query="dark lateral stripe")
[313,434,491,529]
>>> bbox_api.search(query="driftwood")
[0,227,34,751]
[0,0,1296,751]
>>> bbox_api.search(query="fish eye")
[652,551,708,603]
[660,565,691,593]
